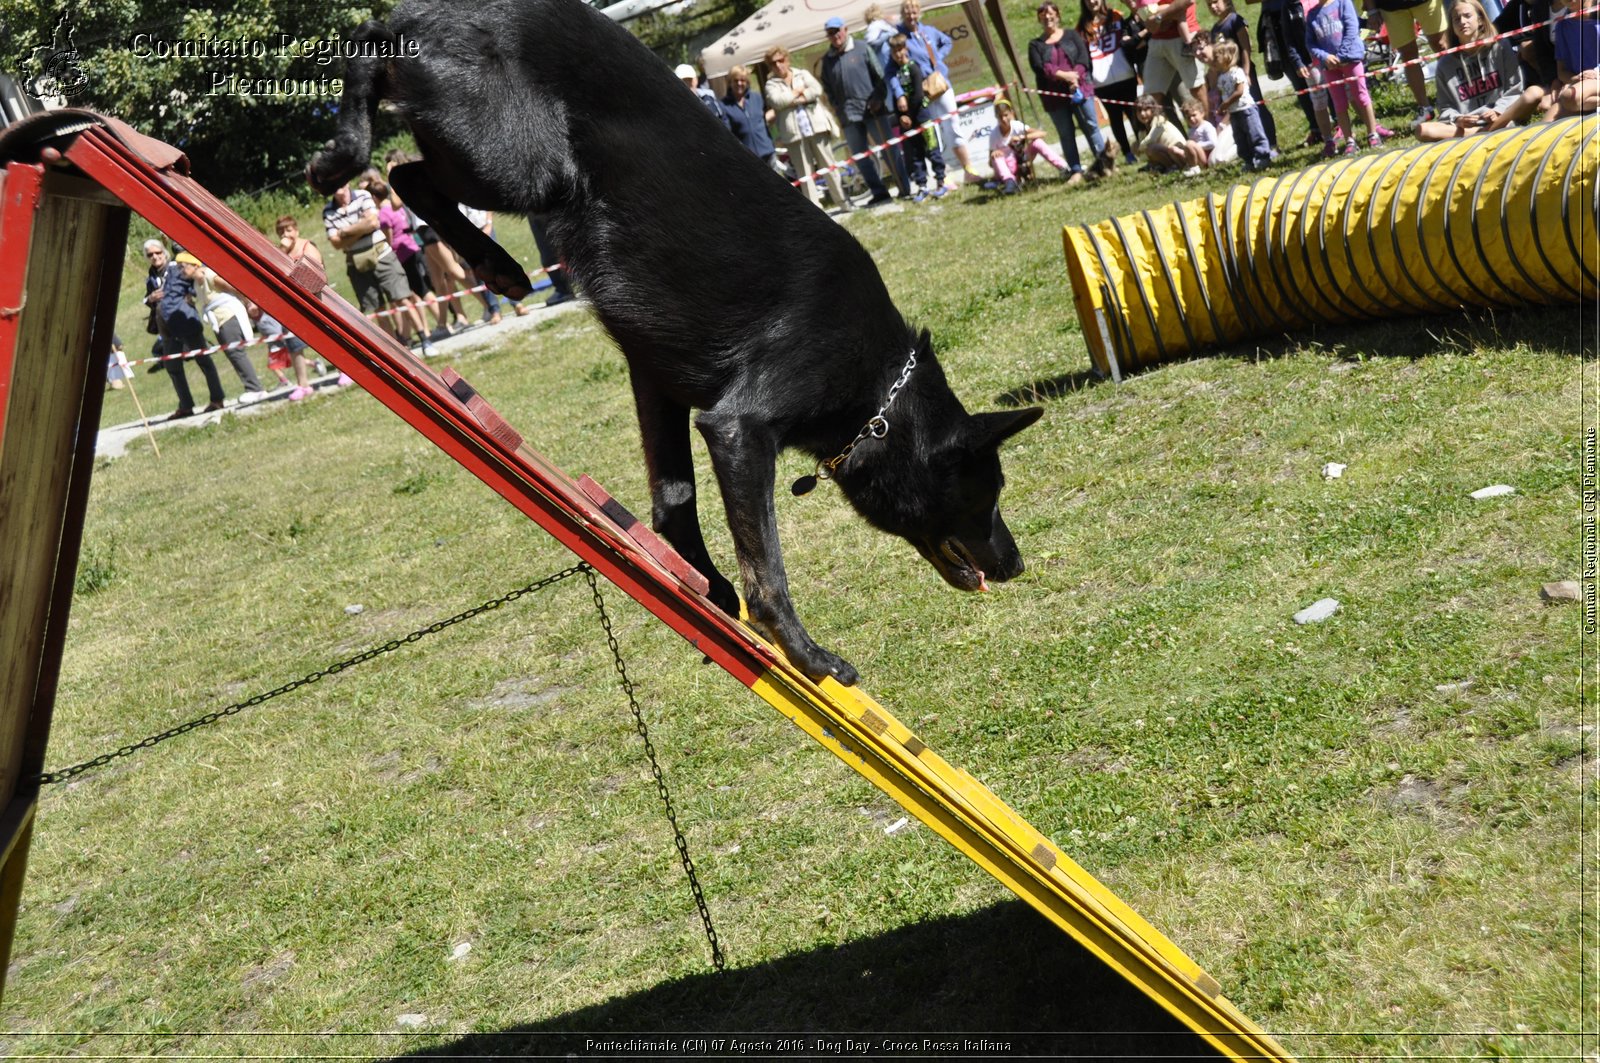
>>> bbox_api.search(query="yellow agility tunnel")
[1062,117,1598,379]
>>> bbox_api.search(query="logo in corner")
[26,14,91,101]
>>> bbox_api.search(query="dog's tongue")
[978,571,989,592]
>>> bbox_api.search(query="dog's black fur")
[308,0,1041,684]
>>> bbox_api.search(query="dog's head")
[837,352,1042,594]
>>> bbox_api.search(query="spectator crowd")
[135,162,578,422]
[673,0,1598,187]
[126,0,1597,418]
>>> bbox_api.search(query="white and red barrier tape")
[788,86,1007,190]
[134,264,565,369]
[1018,8,1581,112]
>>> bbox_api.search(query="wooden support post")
[0,163,129,1001]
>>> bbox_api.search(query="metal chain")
[817,345,919,482]
[584,567,725,972]
[33,563,592,785]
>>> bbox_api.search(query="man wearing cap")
[147,242,227,419]
[676,63,732,128]
[819,16,894,206]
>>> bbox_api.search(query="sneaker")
[1321,139,1338,159]
[930,186,948,199]
[1182,165,1204,176]
[865,193,894,207]
[1343,140,1359,156]
[428,326,452,342]
[1373,124,1396,139]
[545,291,575,307]
[1001,179,1019,195]
[420,341,439,358]
[337,372,355,388]
[1123,152,1138,166]
[288,385,315,401]
[911,189,928,203]
[166,406,195,422]
[1367,133,1383,149]
[1413,105,1436,127]
[237,389,268,404]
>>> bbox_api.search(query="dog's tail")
[306,20,397,194]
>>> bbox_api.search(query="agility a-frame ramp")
[0,109,1292,1061]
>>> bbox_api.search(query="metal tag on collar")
[791,461,833,497]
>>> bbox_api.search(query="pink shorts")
[1323,60,1371,115]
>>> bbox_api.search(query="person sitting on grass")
[1416,0,1547,139]
[1552,0,1600,115]
[1179,97,1217,173]
[1132,92,1193,171]
[987,97,1074,193]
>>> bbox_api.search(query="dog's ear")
[968,407,1043,450]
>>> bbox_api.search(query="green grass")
[9,110,1593,1060]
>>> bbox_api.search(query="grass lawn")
[5,93,1592,1060]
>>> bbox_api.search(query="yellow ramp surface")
[744,635,1294,1062]
[1064,118,1598,378]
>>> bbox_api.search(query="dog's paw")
[785,640,859,687]
[473,261,534,301]
[306,141,357,195]
[705,574,740,619]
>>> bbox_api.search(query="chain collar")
[791,347,919,496]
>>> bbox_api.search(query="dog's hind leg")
[388,163,533,299]
[631,375,739,617]
[306,20,394,194]
[696,410,859,685]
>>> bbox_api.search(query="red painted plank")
[57,125,775,689]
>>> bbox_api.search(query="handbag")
[348,231,381,273]
[917,30,950,99]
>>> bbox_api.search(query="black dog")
[307,0,1041,685]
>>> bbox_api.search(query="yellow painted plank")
[747,643,1294,1063]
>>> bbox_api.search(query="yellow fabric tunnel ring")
[1062,119,1599,379]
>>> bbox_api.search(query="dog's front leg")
[306,21,394,193]
[632,375,740,617]
[387,163,534,299]
[696,411,859,685]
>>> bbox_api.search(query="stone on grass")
[344,604,365,615]
[1469,484,1516,499]
[1321,462,1346,479]
[1293,598,1340,624]
[1541,581,1581,602]
[450,941,472,961]
[1434,679,1475,694]
[396,1013,427,1028]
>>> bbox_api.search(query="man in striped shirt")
[323,183,437,356]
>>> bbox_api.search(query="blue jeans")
[841,121,890,200]
[1046,100,1107,172]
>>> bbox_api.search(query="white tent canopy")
[698,0,1027,90]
